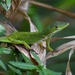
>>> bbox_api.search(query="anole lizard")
[0,21,69,51]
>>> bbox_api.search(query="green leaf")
[0,48,12,54]
[6,0,11,10]
[0,2,8,11]
[31,51,41,65]
[21,53,33,65]
[42,68,62,75]
[0,24,6,36]
[39,69,44,75]
[0,0,11,11]
[9,61,38,70]
[0,60,7,70]
[8,65,23,75]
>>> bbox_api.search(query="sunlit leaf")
[9,61,38,70]
[8,65,23,75]
[0,60,7,70]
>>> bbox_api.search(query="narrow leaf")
[21,53,33,64]
[31,51,41,65]
[0,60,7,70]
[0,24,6,36]
[9,61,38,70]
[0,2,8,11]
[0,48,12,54]
[39,69,44,75]
[6,0,11,10]
[8,65,23,75]
[42,68,62,75]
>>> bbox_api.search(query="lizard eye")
[55,26,58,28]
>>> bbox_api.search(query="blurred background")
[0,0,75,75]
[26,0,75,75]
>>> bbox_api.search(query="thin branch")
[46,40,75,59]
[29,1,75,18]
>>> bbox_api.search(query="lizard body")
[0,21,69,50]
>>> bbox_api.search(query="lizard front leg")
[46,38,53,51]
[8,37,31,49]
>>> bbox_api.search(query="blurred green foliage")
[0,0,11,11]
[28,0,75,75]
[0,0,75,75]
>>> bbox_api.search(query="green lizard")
[0,21,69,51]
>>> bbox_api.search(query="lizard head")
[43,21,69,37]
[49,21,69,36]
[42,21,69,37]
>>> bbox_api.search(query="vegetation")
[0,0,75,75]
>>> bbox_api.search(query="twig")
[46,40,75,59]
[29,1,75,18]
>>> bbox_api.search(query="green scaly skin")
[0,21,69,51]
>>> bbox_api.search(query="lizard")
[0,21,69,51]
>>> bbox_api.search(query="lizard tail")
[0,37,10,43]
